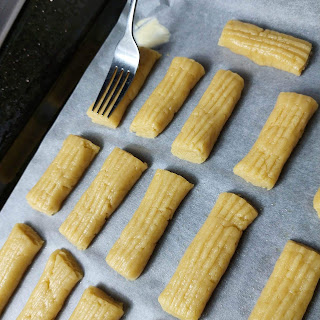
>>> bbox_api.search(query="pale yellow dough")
[218,20,312,76]
[130,57,205,138]
[59,147,147,250]
[171,69,244,163]
[87,47,161,128]
[313,188,320,218]
[17,249,83,320]
[26,135,100,215]
[106,169,193,280]
[249,241,320,320]
[158,192,257,320]
[234,92,318,189]
[69,286,124,320]
[0,224,44,315]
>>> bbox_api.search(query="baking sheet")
[1,0,320,319]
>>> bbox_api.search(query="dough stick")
[313,188,320,218]
[17,249,83,320]
[234,92,318,189]
[59,147,147,250]
[249,241,320,320]
[106,169,193,280]
[172,69,244,163]
[158,192,257,320]
[26,135,100,215]
[130,57,205,138]
[218,20,312,76]
[69,286,124,320]
[87,47,161,128]
[0,224,44,314]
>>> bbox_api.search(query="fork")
[92,0,139,117]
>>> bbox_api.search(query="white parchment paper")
[1,0,320,319]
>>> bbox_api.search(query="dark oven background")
[0,0,126,208]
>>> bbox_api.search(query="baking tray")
[1,0,320,319]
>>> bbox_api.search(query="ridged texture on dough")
[17,249,83,320]
[171,69,244,163]
[0,224,44,315]
[218,20,312,76]
[130,57,205,138]
[234,92,318,189]
[313,188,320,218]
[59,148,147,250]
[69,286,124,320]
[158,193,257,320]
[26,135,100,215]
[249,241,320,320]
[106,169,193,280]
[87,47,161,128]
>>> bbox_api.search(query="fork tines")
[92,66,133,117]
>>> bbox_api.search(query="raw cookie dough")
[218,20,312,76]
[313,188,320,218]
[234,92,318,189]
[106,169,193,280]
[69,286,124,320]
[130,57,205,138]
[158,192,257,320]
[59,147,147,250]
[0,223,44,315]
[26,134,100,215]
[171,69,244,163]
[249,241,320,320]
[87,47,161,128]
[17,249,83,320]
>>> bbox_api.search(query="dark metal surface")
[0,0,126,208]
[0,0,26,46]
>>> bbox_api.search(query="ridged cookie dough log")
[0,224,44,314]
[26,135,100,215]
[249,241,320,320]
[313,188,320,218]
[218,20,312,76]
[106,169,193,280]
[17,249,83,320]
[171,70,244,163]
[59,148,147,250]
[234,92,318,189]
[158,193,257,320]
[69,286,124,320]
[130,57,205,138]
[87,47,161,128]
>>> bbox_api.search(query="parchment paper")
[1,0,320,319]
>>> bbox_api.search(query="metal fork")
[92,0,139,117]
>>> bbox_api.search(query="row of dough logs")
[159,194,320,320]
[2,210,320,319]
[10,16,318,320]
[87,20,312,132]
[85,51,317,191]
[0,225,124,319]
[27,91,320,216]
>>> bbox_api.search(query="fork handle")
[125,0,138,34]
